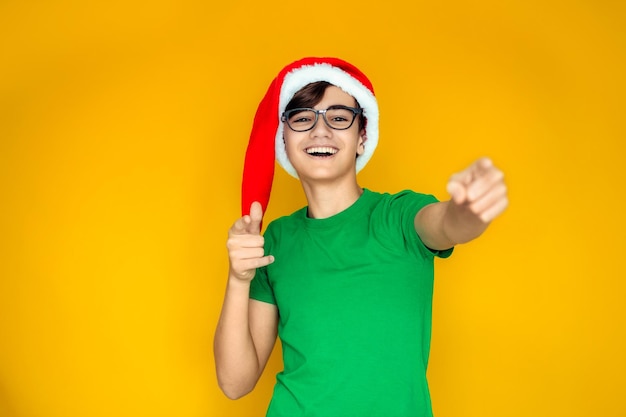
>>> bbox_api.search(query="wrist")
[443,201,488,244]
[227,275,252,290]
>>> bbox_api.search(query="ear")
[357,128,367,156]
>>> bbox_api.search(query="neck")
[300,177,363,219]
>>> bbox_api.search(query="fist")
[446,157,508,223]
[226,202,275,282]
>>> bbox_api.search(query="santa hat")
[242,57,379,216]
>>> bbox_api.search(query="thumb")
[447,163,475,204]
[247,201,264,234]
[447,180,467,204]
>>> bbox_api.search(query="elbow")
[213,347,262,399]
[222,389,249,401]
[217,376,256,400]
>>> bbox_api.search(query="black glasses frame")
[281,106,363,132]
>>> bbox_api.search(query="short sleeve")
[389,190,454,259]
[249,223,278,305]
[249,265,277,304]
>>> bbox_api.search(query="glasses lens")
[287,109,317,132]
[325,107,355,130]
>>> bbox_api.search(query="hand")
[446,157,508,223]
[226,202,275,282]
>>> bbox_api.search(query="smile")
[305,147,338,157]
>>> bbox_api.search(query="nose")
[310,112,332,137]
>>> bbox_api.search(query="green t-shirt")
[250,189,452,417]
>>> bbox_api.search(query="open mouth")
[306,146,338,157]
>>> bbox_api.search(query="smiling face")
[283,84,366,183]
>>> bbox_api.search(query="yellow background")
[1,0,624,416]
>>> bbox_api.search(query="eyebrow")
[313,104,357,110]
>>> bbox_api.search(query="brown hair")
[285,81,365,130]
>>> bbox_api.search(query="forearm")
[415,201,489,250]
[214,277,262,399]
[440,200,489,245]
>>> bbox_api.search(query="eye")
[326,108,353,125]
[288,110,315,124]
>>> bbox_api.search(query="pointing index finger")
[470,157,493,178]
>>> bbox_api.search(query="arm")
[214,202,278,399]
[414,158,508,250]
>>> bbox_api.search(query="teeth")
[306,147,337,155]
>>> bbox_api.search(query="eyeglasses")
[281,106,363,132]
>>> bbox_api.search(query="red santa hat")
[242,57,379,216]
